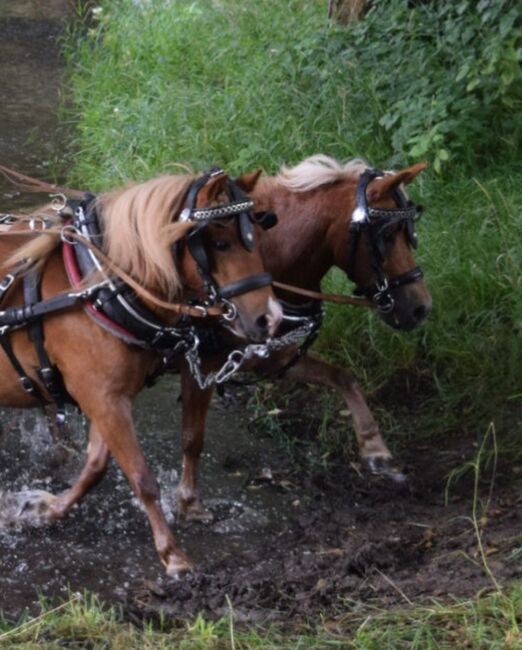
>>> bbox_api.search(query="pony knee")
[132,470,161,504]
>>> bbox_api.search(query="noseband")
[178,168,276,318]
[347,169,424,313]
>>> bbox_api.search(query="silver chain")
[184,318,317,390]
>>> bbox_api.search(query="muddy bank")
[124,392,522,624]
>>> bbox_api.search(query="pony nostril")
[256,314,268,331]
[413,304,428,322]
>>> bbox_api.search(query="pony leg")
[285,353,406,482]
[90,398,193,575]
[176,365,214,522]
[48,423,110,519]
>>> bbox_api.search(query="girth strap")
[0,336,45,398]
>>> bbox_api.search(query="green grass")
[1,589,522,649]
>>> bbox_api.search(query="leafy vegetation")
[66,0,522,184]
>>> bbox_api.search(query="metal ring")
[221,299,237,322]
[60,224,80,245]
[50,193,67,212]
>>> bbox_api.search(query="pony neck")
[250,178,343,295]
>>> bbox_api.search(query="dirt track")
[124,387,522,623]
[2,380,520,624]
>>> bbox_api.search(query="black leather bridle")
[179,168,277,316]
[346,169,424,313]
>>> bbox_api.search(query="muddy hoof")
[364,457,408,484]
[177,497,214,523]
[165,553,194,577]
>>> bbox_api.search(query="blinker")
[239,211,255,251]
[253,211,278,230]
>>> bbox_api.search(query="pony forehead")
[277,155,369,192]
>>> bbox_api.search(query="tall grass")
[64,0,522,433]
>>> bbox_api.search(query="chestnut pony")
[174,156,432,521]
[0,170,281,574]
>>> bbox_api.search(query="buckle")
[0,274,15,293]
[20,376,35,393]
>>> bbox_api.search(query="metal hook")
[50,193,67,212]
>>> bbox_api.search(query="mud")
[123,390,522,625]
[1,380,521,625]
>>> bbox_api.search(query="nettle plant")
[326,0,522,172]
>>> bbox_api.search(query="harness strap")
[272,280,372,307]
[0,291,83,327]
[0,335,45,398]
[217,272,272,300]
[24,271,72,423]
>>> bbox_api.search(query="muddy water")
[0,382,295,617]
[0,1,295,617]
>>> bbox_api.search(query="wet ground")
[1,381,522,624]
[0,0,72,210]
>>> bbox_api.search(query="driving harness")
[0,169,273,422]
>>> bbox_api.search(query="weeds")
[1,589,522,648]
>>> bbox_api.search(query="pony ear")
[368,162,427,201]
[235,169,263,193]
[200,173,228,203]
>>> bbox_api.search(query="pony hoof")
[165,553,194,577]
[364,456,408,484]
[0,489,60,527]
[177,496,214,523]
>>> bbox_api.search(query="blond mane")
[6,174,196,299]
[98,175,194,299]
[277,154,368,192]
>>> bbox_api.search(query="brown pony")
[55,156,431,531]
[174,155,432,520]
[0,170,281,574]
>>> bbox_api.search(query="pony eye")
[214,240,231,251]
